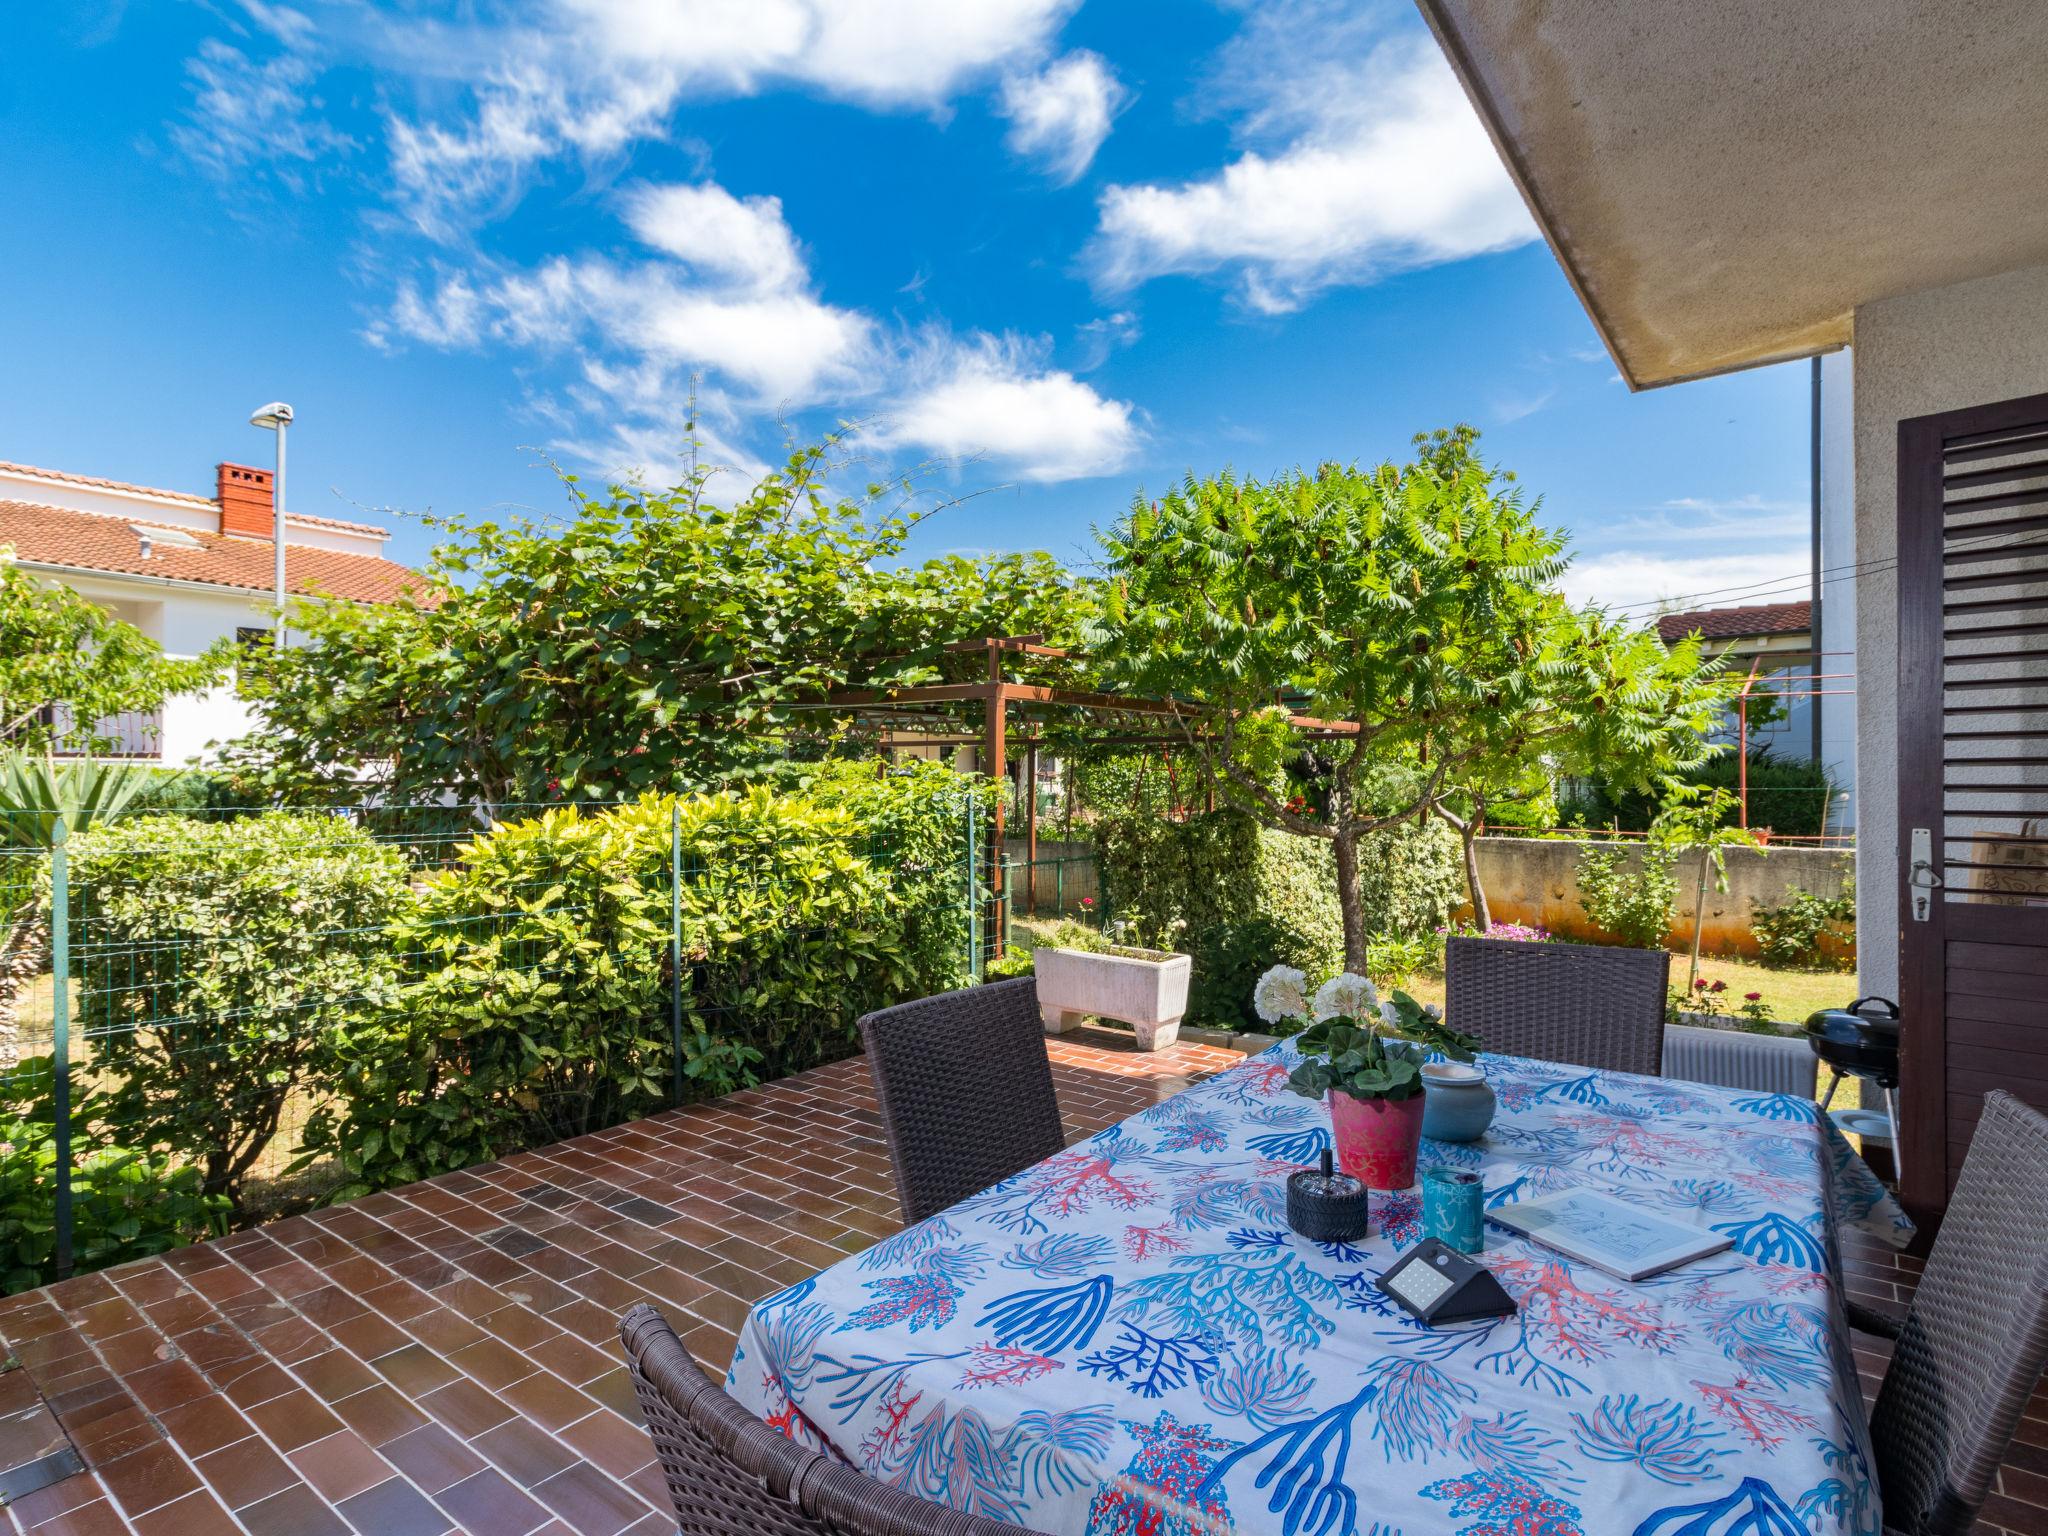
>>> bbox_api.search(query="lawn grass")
[1395,949,1854,1030]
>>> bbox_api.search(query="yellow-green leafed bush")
[302,788,919,1199]
[65,811,409,1215]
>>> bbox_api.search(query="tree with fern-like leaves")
[1086,427,1731,970]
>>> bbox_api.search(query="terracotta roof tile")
[1656,599,1811,645]
[0,460,388,538]
[0,499,423,605]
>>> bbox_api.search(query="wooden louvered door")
[1898,391,2048,1229]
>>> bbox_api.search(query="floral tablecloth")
[728,1043,1912,1536]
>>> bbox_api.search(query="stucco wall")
[1469,837,1856,959]
[1851,260,2048,999]
[1817,347,1857,832]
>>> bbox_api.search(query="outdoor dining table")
[727,1041,1913,1536]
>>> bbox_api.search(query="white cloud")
[377,0,1080,232]
[999,50,1125,184]
[170,36,356,187]
[558,0,1079,105]
[623,183,807,293]
[879,334,1140,482]
[373,181,1139,484]
[1561,550,1809,613]
[1087,33,1534,312]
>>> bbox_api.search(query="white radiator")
[1663,1024,1817,1097]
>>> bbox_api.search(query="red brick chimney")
[217,462,276,540]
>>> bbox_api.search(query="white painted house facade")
[0,458,416,764]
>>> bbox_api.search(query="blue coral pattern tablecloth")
[727,1044,1912,1536]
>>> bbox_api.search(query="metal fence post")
[965,788,981,981]
[49,813,73,1282]
[670,799,684,1107]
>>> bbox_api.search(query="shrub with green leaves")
[67,812,409,1213]
[301,785,937,1200]
[1752,884,1856,970]
[0,1056,228,1292]
[1096,808,1461,1029]
[1576,841,1679,949]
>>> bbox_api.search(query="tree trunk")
[1437,805,1491,933]
[1462,820,1491,934]
[1333,830,1368,973]
[1687,849,1712,992]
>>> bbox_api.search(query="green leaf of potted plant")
[1256,966,1479,1189]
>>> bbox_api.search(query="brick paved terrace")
[0,1029,1243,1536]
[0,1028,2040,1536]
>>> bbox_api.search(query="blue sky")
[2,0,1815,611]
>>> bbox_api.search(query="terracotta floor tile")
[436,1466,551,1536]
[529,1462,654,1536]
[379,1422,485,1495]
[335,1476,456,1536]
[244,1389,345,1453]
[195,1432,297,1509]
[417,1378,515,1442]
[128,1487,241,1536]
[0,1039,1258,1536]
[153,1396,254,1460]
[470,1415,579,1488]
[18,1496,130,1536]
[329,1382,431,1447]
[236,1482,350,1536]
[94,1439,201,1518]
[288,1428,394,1505]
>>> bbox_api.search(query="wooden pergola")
[824,635,1358,942]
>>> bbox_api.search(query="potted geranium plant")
[1254,966,1479,1189]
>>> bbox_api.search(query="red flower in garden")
[1745,991,1763,1002]
[1709,980,1727,993]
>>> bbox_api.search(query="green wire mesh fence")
[0,784,994,1292]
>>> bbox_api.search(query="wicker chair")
[620,1304,1035,1536]
[858,977,1067,1225]
[1848,1091,2048,1536]
[1445,935,1668,1075]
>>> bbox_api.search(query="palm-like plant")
[0,753,166,1071]
[0,752,158,849]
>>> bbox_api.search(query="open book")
[1488,1188,1734,1281]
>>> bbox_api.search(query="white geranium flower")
[1311,971,1379,1022]
[1252,965,1309,1024]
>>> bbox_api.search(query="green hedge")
[67,812,409,1215]
[1095,810,1462,1029]
[300,779,972,1200]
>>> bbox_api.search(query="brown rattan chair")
[620,1304,1036,1536]
[1847,1091,2048,1536]
[1445,935,1668,1076]
[858,977,1066,1225]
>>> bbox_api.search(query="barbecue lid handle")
[1847,996,1900,1018]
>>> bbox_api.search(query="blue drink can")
[1423,1166,1486,1254]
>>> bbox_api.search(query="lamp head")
[249,401,294,430]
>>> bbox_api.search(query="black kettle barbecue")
[1805,996,1901,1155]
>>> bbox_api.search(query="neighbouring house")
[1419,0,2048,1226]
[1655,598,1816,750]
[1655,598,1854,832]
[0,457,417,764]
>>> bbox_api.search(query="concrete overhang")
[1414,0,2048,389]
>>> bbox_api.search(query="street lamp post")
[249,402,293,645]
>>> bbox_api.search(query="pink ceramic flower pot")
[1327,1089,1426,1190]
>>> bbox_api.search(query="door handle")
[1909,826,1942,922]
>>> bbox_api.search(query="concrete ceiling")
[1414,0,2048,388]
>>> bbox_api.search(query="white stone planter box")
[1036,947,1192,1052]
